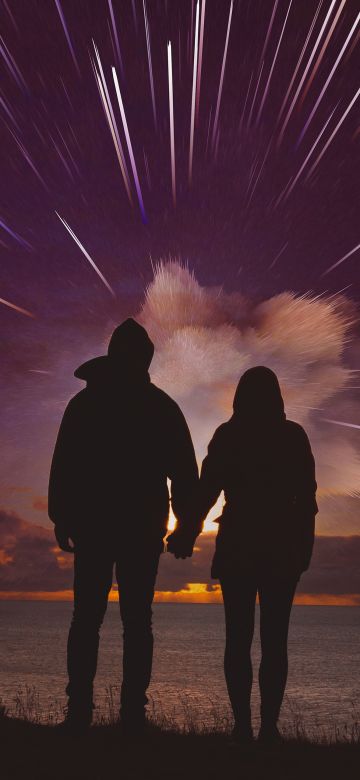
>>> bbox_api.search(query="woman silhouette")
[198,366,317,744]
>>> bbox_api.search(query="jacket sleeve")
[294,427,318,571]
[198,429,225,526]
[48,397,81,532]
[167,404,200,538]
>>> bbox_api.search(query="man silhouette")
[49,319,198,733]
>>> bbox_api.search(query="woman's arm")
[198,428,226,526]
[294,426,318,571]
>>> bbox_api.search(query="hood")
[232,366,285,424]
[74,318,154,384]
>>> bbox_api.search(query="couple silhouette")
[49,318,317,743]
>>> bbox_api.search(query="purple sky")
[0,0,359,595]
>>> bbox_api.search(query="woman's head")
[233,366,285,423]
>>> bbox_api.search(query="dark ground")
[1,713,359,780]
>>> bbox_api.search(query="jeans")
[66,540,162,721]
[220,576,298,729]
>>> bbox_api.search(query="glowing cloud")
[138,261,359,500]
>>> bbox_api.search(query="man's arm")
[165,403,199,558]
[48,398,80,552]
[198,428,225,525]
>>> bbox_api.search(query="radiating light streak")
[112,67,148,224]
[167,42,176,206]
[205,105,212,155]
[0,92,21,131]
[143,148,152,189]
[56,212,115,296]
[0,217,33,250]
[189,0,200,183]
[131,0,138,35]
[195,0,206,123]
[246,156,259,193]
[269,241,289,269]
[323,418,360,430]
[255,0,293,127]
[343,26,360,64]
[55,125,81,176]
[321,243,360,276]
[91,43,132,205]
[238,72,253,132]
[50,134,75,181]
[277,0,323,125]
[246,135,273,205]
[107,18,118,66]
[276,106,336,206]
[67,120,82,152]
[277,0,338,145]
[33,122,47,145]
[297,11,360,145]
[108,0,125,79]
[29,370,52,375]
[178,26,182,82]
[258,0,279,68]
[54,0,80,76]
[211,0,233,148]
[143,0,157,130]
[0,296,34,318]
[299,0,346,109]
[10,129,49,191]
[189,0,195,64]
[214,127,220,162]
[247,61,264,128]
[305,86,360,180]
[59,76,73,110]
[3,0,19,33]
[0,36,28,91]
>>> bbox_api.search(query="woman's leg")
[258,578,298,732]
[220,577,257,731]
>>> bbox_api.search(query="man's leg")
[116,542,162,730]
[258,578,298,734]
[66,548,113,724]
[220,577,257,734]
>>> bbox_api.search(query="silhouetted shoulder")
[212,421,231,441]
[148,383,186,418]
[284,419,311,443]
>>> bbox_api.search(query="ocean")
[1,602,359,733]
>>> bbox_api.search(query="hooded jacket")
[199,367,318,578]
[48,319,199,545]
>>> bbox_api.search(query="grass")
[1,690,359,780]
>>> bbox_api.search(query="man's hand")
[166,530,196,559]
[55,527,75,553]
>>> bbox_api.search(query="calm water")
[1,602,359,731]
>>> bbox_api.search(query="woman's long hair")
[232,366,285,427]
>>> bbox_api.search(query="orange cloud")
[1,588,359,606]
[32,496,48,512]
[1,510,360,604]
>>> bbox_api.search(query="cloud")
[138,262,360,501]
[2,511,358,598]
[32,496,48,512]
[157,533,360,596]
[0,510,72,592]
[300,535,360,595]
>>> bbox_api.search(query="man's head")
[107,318,154,372]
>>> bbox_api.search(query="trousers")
[220,575,298,728]
[66,540,162,721]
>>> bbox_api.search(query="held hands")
[166,529,196,559]
[55,527,75,553]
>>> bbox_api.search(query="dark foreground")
[1,713,359,780]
